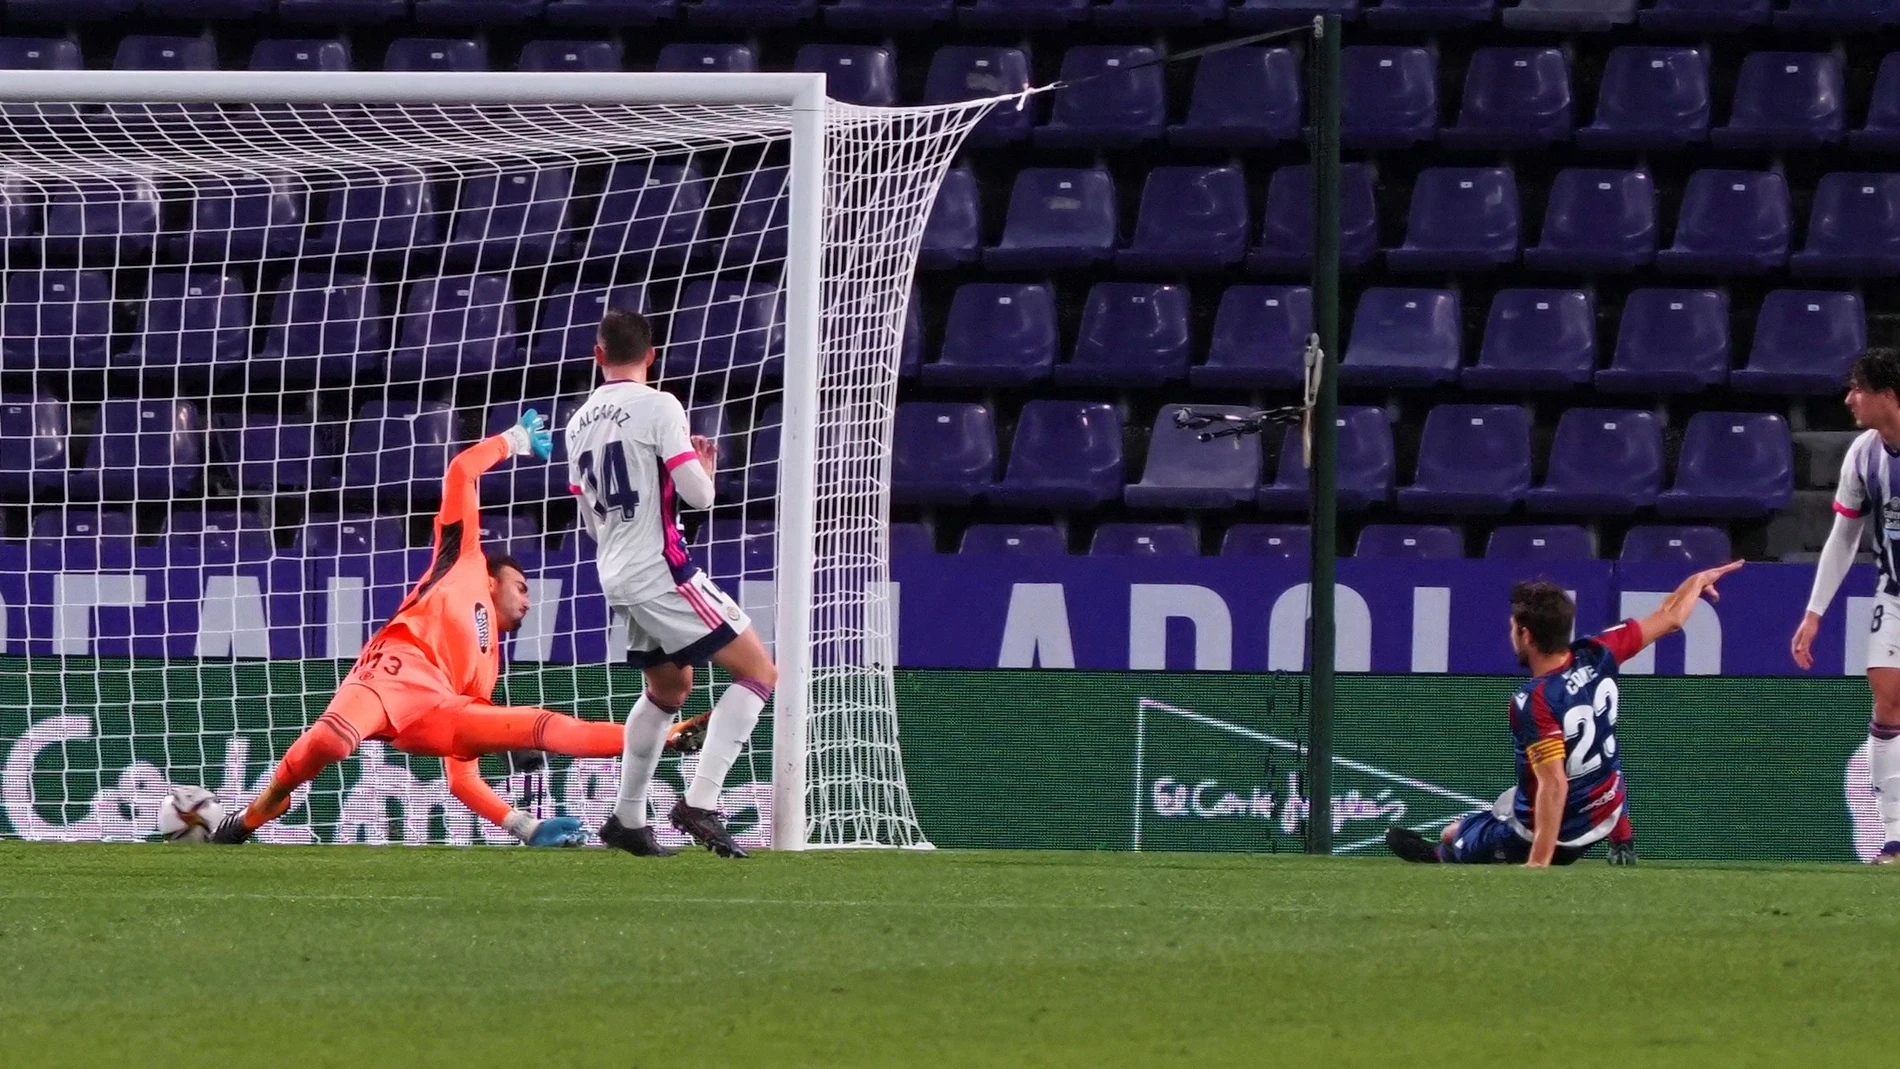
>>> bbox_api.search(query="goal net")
[0,71,996,850]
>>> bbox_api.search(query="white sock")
[1872,725,1900,843]
[613,693,677,827]
[685,679,771,811]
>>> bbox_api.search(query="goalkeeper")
[213,413,644,847]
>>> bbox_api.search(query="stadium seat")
[1730,290,1866,396]
[30,509,135,571]
[1248,163,1378,274]
[1385,167,1520,272]
[476,513,543,560]
[665,281,783,383]
[1620,525,1731,567]
[1354,524,1463,560]
[1775,0,1900,30]
[794,45,896,108]
[71,399,205,501]
[0,37,81,114]
[342,400,459,505]
[918,167,980,270]
[890,523,936,557]
[1526,408,1663,515]
[1168,47,1302,149]
[655,43,755,73]
[1124,403,1261,510]
[692,519,777,579]
[1036,46,1166,149]
[1485,525,1594,561]
[114,34,215,71]
[530,282,643,364]
[1231,0,1363,27]
[1501,0,1634,30]
[1116,166,1250,274]
[1576,46,1709,151]
[39,178,160,263]
[686,0,816,28]
[923,282,1057,388]
[584,162,709,265]
[278,0,410,23]
[309,172,440,259]
[1191,285,1312,390]
[216,411,340,494]
[170,177,307,262]
[1792,174,1900,277]
[959,524,1066,556]
[1053,283,1191,388]
[1711,53,1845,150]
[251,40,352,71]
[1640,0,1770,31]
[1257,407,1394,512]
[545,0,678,26]
[691,404,744,503]
[961,0,1089,28]
[987,401,1124,511]
[0,394,67,498]
[384,38,487,71]
[827,0,951,28]
[1,270,112,371]
[1522,169,1657,273]
[517,40,622,72]
[1341,46,1438,150]
[1851,54,1900,152]
[1460,289,1596,392]
[719,166,787,265]
[414,0,547,23]
[6,0,133,18]
[983,168,1118,271]
[258,273,389,385]
[1338,288,1462,389]
[1090,523,1199,558]
[445,168,574,268]
[159,510,274,564]
[1655,171,1791,276]
[1441,48,1571,151]
[124,272,250,374]
[1656,412,1794,519]
[1096,0,1227,28]
[891,402,998,506]
[1397,404,1533,516]
[389,274,521,383]
[293,515,405,558]
[1365,0,1496,27]
[1596,289,1730,395]
[924,47,1032,147]
[1221,524,1311,559]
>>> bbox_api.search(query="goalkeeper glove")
[502,409,553,461]
[523,815,586,848]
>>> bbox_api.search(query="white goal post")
[0,70,996,850]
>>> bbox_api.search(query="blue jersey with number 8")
[1507,621,1641,846]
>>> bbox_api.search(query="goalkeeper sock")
[613,693,678,828]
[685,679,771,810]
[1871,721,1900,842]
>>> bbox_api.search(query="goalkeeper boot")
[1607,839,1638,867]
[1384,827,1442,864]
[599,813,677,857]
[1875,841,1900,865]
[209,815,254,845]
[664,712,710,755]
[669,800,748,859]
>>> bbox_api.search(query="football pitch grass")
[1,844,1894,1068]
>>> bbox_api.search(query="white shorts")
[1868,590,1900,670]
[618,571,752,669]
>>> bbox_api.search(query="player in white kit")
[567,309,778,859]
[1794,347,1900,863]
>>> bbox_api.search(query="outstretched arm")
[436,411,552,557]
[1635,561,1745,649]
[444,757,583,847]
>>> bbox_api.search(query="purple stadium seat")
[890,523,935,557]
[1386,167,1520,272]
[1396,404,1533,516]
[1248,164,1378,274]
[1852,55,1900,152]
[794,45,896,107]
[1169,47,1301,149]
[1523,169,1657,273]
[251,39,352,71]
[1366,0,1496,27]
[389,274,521,382]
[827,0,950,28]
[922,282,1057,388]
[278,0,410,23]
[1232,0,1363,27]
[0,37,79,123]
[1595,288,1730,395]
[2,270,112,371]
[6,0,134,18]
[1222,524,1311,559]
[1656,413,1793,519]
[1576,47,1709,151]
[414,0,547,24]
[114,34,215,70]
[1486,525,1593,561]
[1125,403,1260,510]
[477,513,542,559]
[687,0,816,26]
[584,162,708,265]
[987,401,1124,511]
[1053,283,1191,388]
[445,168,574,268]
[1731,290,1865,396]
[531,282,643,364]
[124,271,250,374]
[216,412,340,493]
[309,172,440,258]
[1712,53,1844,150]
[1501,0,1634,30]
[1526,408,1663,515]
[517,40,622,72]
[258,273,389,385]
[342,400,458,504]
[1096,0,1227,27]
[31,509,135,572]
[1621,525,1730,567]
[731,404,776,503]
[0,184,32,254]
[924,48,1031,147]
[959,524,1066,556]
[655,43,754,73]
[1441,48,1571,151]
[1091,523,1198,558]
[72,400,205,501]
[665,281,783,383]
[161,510,274,564]
[1776,0,1900,30]
[1656,170,1791,276]
[170,177,307,262]
[1460,289,1596,392]
[483,396,584,505]
[1117,166,1250,274]
[1355,524,1463,560]
[1338,288,1461,389]
[961,0,1089,28]
[1341,46,1438,150]
[0,394,66,497]
[546,1,678,26]
[1257,407,1394,512]
[1641,0,1770,31]
[1192,285,1312,390]
[291,515,404,558]
[384,38,487,71]
[1792,174,1900,277]
[39,178,160,262]
[718,166,787,265]
[891,402,998,506]
[1036,46,1166,149]
[918,168,979,270]
[983,168,1117,271]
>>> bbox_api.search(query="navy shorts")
[1441,811,1585,866]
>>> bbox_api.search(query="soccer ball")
[157,786,226,843]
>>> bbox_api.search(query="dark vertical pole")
[1306,14,1343,857]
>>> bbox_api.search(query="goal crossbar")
[0,70,830,107]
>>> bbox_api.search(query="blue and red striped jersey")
[1508,620,1642,845]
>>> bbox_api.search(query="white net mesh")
[0,82,994,849]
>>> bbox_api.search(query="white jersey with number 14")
[565,380,703,606]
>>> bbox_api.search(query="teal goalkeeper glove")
[503,409,553,461]
[525,815,586,848]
